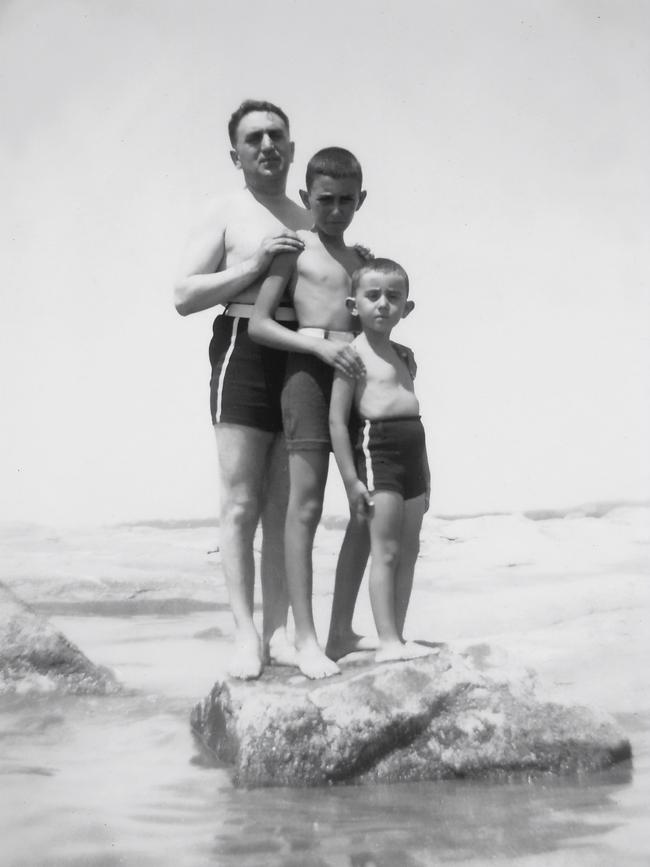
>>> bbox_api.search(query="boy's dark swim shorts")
[355,415,428,500]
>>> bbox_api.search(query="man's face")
[352,272,412,333]
[230,111,294,181]
[301,175,365,238]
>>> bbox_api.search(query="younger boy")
[329,258,433,662]
[249,147,373,679]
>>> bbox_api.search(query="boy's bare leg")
[394,494,426,638]
[260,433,295,666]
[214,424,275,679]
[325,515,378,660]
[368,491,433,663]
[285,449,340,679]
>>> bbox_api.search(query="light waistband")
[225,302,296,322]
[298,327,356,343]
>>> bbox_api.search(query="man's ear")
[402,300,415,318]
[345,296,358,315]
[230,149,241,170]
[289,141,295,164]
[299,189,311,209]
[356,190,367,212]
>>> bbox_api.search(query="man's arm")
[249,261,365,378]
[329,373,372,519]
[173,198,303,316]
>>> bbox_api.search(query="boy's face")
[299,175,366,238]
[349,272,414,334]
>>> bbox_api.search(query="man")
[174,100,312,678]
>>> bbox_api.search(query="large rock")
[190,648,631,787]
[0,582,118,696]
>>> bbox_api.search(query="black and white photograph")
[1,1,649,864]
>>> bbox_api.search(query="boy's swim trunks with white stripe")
[355,415,428,500]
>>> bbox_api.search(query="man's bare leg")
[285,450,340,679]
[325,515,378,661]
[260,433,295,666]
[214,423,275,679]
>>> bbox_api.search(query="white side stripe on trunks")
[215,316,239,423]
[361,419,374,492]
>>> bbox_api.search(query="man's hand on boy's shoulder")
[255,230,305,270]
[391,341,417,379]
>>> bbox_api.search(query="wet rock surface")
[0,582,118,695]
[191,649,631,787]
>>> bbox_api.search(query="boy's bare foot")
[296,644,341,680]
[375,641,436,664]
[266,628,298,667]
[228,635,264,680]
[325,631,379,661]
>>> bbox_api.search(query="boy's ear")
[230,149,241,170]
[345,296,358,315]
[356,190,367,211]
[402,300,415,318]
[299,188,310,209]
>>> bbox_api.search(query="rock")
[190,648,631,787]
[0,582,118,696]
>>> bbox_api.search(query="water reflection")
[0,613,646,867]
[209,770,634,866]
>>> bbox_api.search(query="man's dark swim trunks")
[209,305,296,431]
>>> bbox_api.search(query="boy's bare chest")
[364,351,413,392]
[298,246,359,293]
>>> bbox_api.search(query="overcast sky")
[2,0,649,525]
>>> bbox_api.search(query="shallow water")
[1,612,648,866]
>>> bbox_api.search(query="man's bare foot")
[296,644,341,680]
[227,635,264,680]
[375,641,436,664]
[266,628,298,667]
[326,631,379,661]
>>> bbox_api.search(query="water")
[1,611,648,866]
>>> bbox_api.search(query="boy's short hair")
[306,147,363,190]
[352,258,410,296]
[228,99,290,145]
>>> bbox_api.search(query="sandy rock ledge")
[190,649,631,787]
[0,582,118,696]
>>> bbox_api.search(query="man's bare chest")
[223,208,287,258]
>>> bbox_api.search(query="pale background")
[2,0,648,525]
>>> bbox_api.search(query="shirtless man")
[174,100,312,679]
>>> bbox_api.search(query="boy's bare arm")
[329,373,372,519]
[173,199,302,316]
[250,261,365,377]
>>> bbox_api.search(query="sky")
[1,0,649,525]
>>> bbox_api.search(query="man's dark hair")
[351,257,410,296]
[305,147,363,191]
[227,99,290,146]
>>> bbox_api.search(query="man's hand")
[317,341,365,378]
[346,479,373,521]
[252,230,305,272]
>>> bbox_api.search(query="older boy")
[329,258,433,662]
[249,147,373,678]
